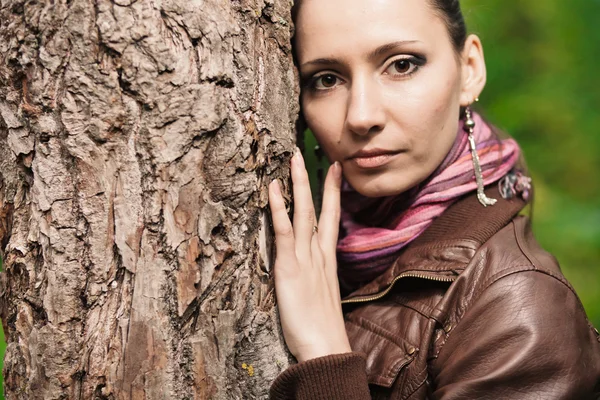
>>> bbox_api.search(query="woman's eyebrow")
[300,58,340,69]
[300,40,422,69]
[366,40,422,61]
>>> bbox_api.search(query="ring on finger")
[312,225,319,235]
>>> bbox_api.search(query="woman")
[267,0,600,398]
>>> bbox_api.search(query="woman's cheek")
[303,101,344,156]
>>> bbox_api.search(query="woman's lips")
[350,152,401,169]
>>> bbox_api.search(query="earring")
[464,105,497,207]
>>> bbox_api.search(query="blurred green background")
[1,0,599,396]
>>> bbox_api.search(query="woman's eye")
[393,60,411,73]
[385,58,420,76]
[313,74,340,90]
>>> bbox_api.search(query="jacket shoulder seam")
[476,219,578,307]
[480,263,580,304]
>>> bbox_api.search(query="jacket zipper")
[341,272,456,305]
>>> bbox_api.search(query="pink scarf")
[337,112,520,287]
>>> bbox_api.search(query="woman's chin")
[344,173,418,198]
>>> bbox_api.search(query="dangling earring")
[464,102,497,207]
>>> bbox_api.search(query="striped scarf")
[337,112,520,288]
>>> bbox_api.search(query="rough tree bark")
[0,0,297,398]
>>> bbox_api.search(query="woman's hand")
[268,149,351,363]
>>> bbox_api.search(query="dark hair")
[291,0,468,53]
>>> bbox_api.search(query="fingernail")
[294,146,303,160]
[270,179,281,196]
[332,161,342,178]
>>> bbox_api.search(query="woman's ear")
[459,34,487,106]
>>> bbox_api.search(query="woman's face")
[295,0,485,197]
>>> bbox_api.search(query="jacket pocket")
[346,316,418,388]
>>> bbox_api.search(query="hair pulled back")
[291,0,468,53]
[429,0,467,52]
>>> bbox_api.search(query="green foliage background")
[0,0,598,396]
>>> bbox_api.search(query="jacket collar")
[341,185,528,302]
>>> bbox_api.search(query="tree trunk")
[0,0,297,398]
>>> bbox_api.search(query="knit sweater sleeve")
[269,352,372,400]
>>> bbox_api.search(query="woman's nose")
[344,80,386,137]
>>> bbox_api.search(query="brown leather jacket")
[270,187,600,399]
